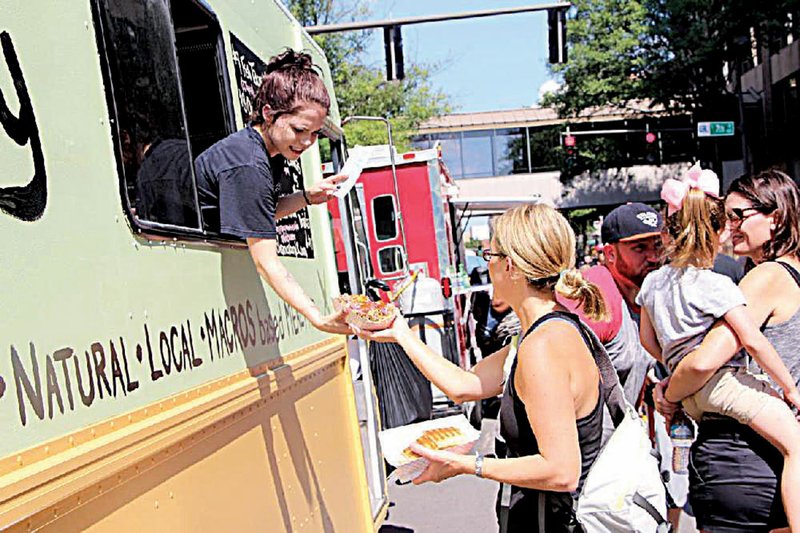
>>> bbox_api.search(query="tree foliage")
[287,1,451,150]
[543,0,650,116]
[644,0,800,111]
[546,0,800,116]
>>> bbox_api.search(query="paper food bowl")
[379,415,480,484]
[333,294,397,331]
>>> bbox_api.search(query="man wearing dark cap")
[600,202,663,316]
[560,202,662,406]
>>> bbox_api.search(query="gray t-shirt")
[636,265,746,373]
[606,300,653,408]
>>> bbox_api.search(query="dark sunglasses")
[725,206,765,224]
[482,248,506,261]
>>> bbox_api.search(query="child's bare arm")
[724,305,800,402]
[639,308,663,363]
[665,320,737,402]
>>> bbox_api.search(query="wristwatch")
[475,452,485,478]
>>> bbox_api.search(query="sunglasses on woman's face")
[725,206,765,224]
[481,249,506,261]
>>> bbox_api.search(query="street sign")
[697,121,735,137]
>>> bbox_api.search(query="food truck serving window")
[93,0,234,237]
[372,195,398,241]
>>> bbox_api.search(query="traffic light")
[548,9,568,64]
[383,25,405,81]
[563,134,577,170]
[644,131,659,164]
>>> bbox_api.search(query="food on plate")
[332,294,397,331]
[402,427,464,459]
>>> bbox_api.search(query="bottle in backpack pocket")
[669,411,695,474]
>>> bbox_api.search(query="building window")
[94,0,234,236]
[494,128,529,175]
[372,194,398,241]
[437,132,463,178]
[411,134,433,150]
[661,130,695,164]
[377,245,406,275]
[528,126,561,172]
[461,130,494,178]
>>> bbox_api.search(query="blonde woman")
[354,204,608,532]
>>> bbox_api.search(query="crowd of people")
[155,43,800,533]
[357,165,800,533]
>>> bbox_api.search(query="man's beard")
[617,256,658,287]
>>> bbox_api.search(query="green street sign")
[697,121,735,137]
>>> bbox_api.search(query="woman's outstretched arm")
[354,317,507,404]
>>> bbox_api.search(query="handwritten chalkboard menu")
[230,34,314,259]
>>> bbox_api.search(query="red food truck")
[326,146,472,400]
[327,147,458,285]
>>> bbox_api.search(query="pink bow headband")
[660,163,720,215]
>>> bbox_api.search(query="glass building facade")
[412,115,698,180]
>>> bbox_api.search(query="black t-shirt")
[713,253,746,284]
[135,138,198,227]
[194,126,283,239]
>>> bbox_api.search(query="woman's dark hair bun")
[266,49,315,74]
[250,47,330,125]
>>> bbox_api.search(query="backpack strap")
[633,492,672,531]
[498,481,512,533]
[537,492,546,533]
[774,260,800,288]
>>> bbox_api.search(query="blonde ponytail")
[555,268,610,322]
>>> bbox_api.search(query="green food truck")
[0,0,388,530]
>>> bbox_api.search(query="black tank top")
[498,312,603,533]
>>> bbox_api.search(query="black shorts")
[689,416,787,532]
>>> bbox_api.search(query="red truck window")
[377,245,405,275]
[372,195,398,241]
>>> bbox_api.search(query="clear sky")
[356,0,558,113]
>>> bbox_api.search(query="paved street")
[380,474,498,533]
[380,473,698,533]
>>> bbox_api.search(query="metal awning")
[448,195,542,216]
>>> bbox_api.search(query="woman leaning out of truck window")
[194,49,349,335]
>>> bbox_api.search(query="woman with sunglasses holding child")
[655,169,800,532]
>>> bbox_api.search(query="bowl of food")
[333,294,397,331]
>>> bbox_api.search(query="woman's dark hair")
[249,49,331,125]
[727,169,800,261]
